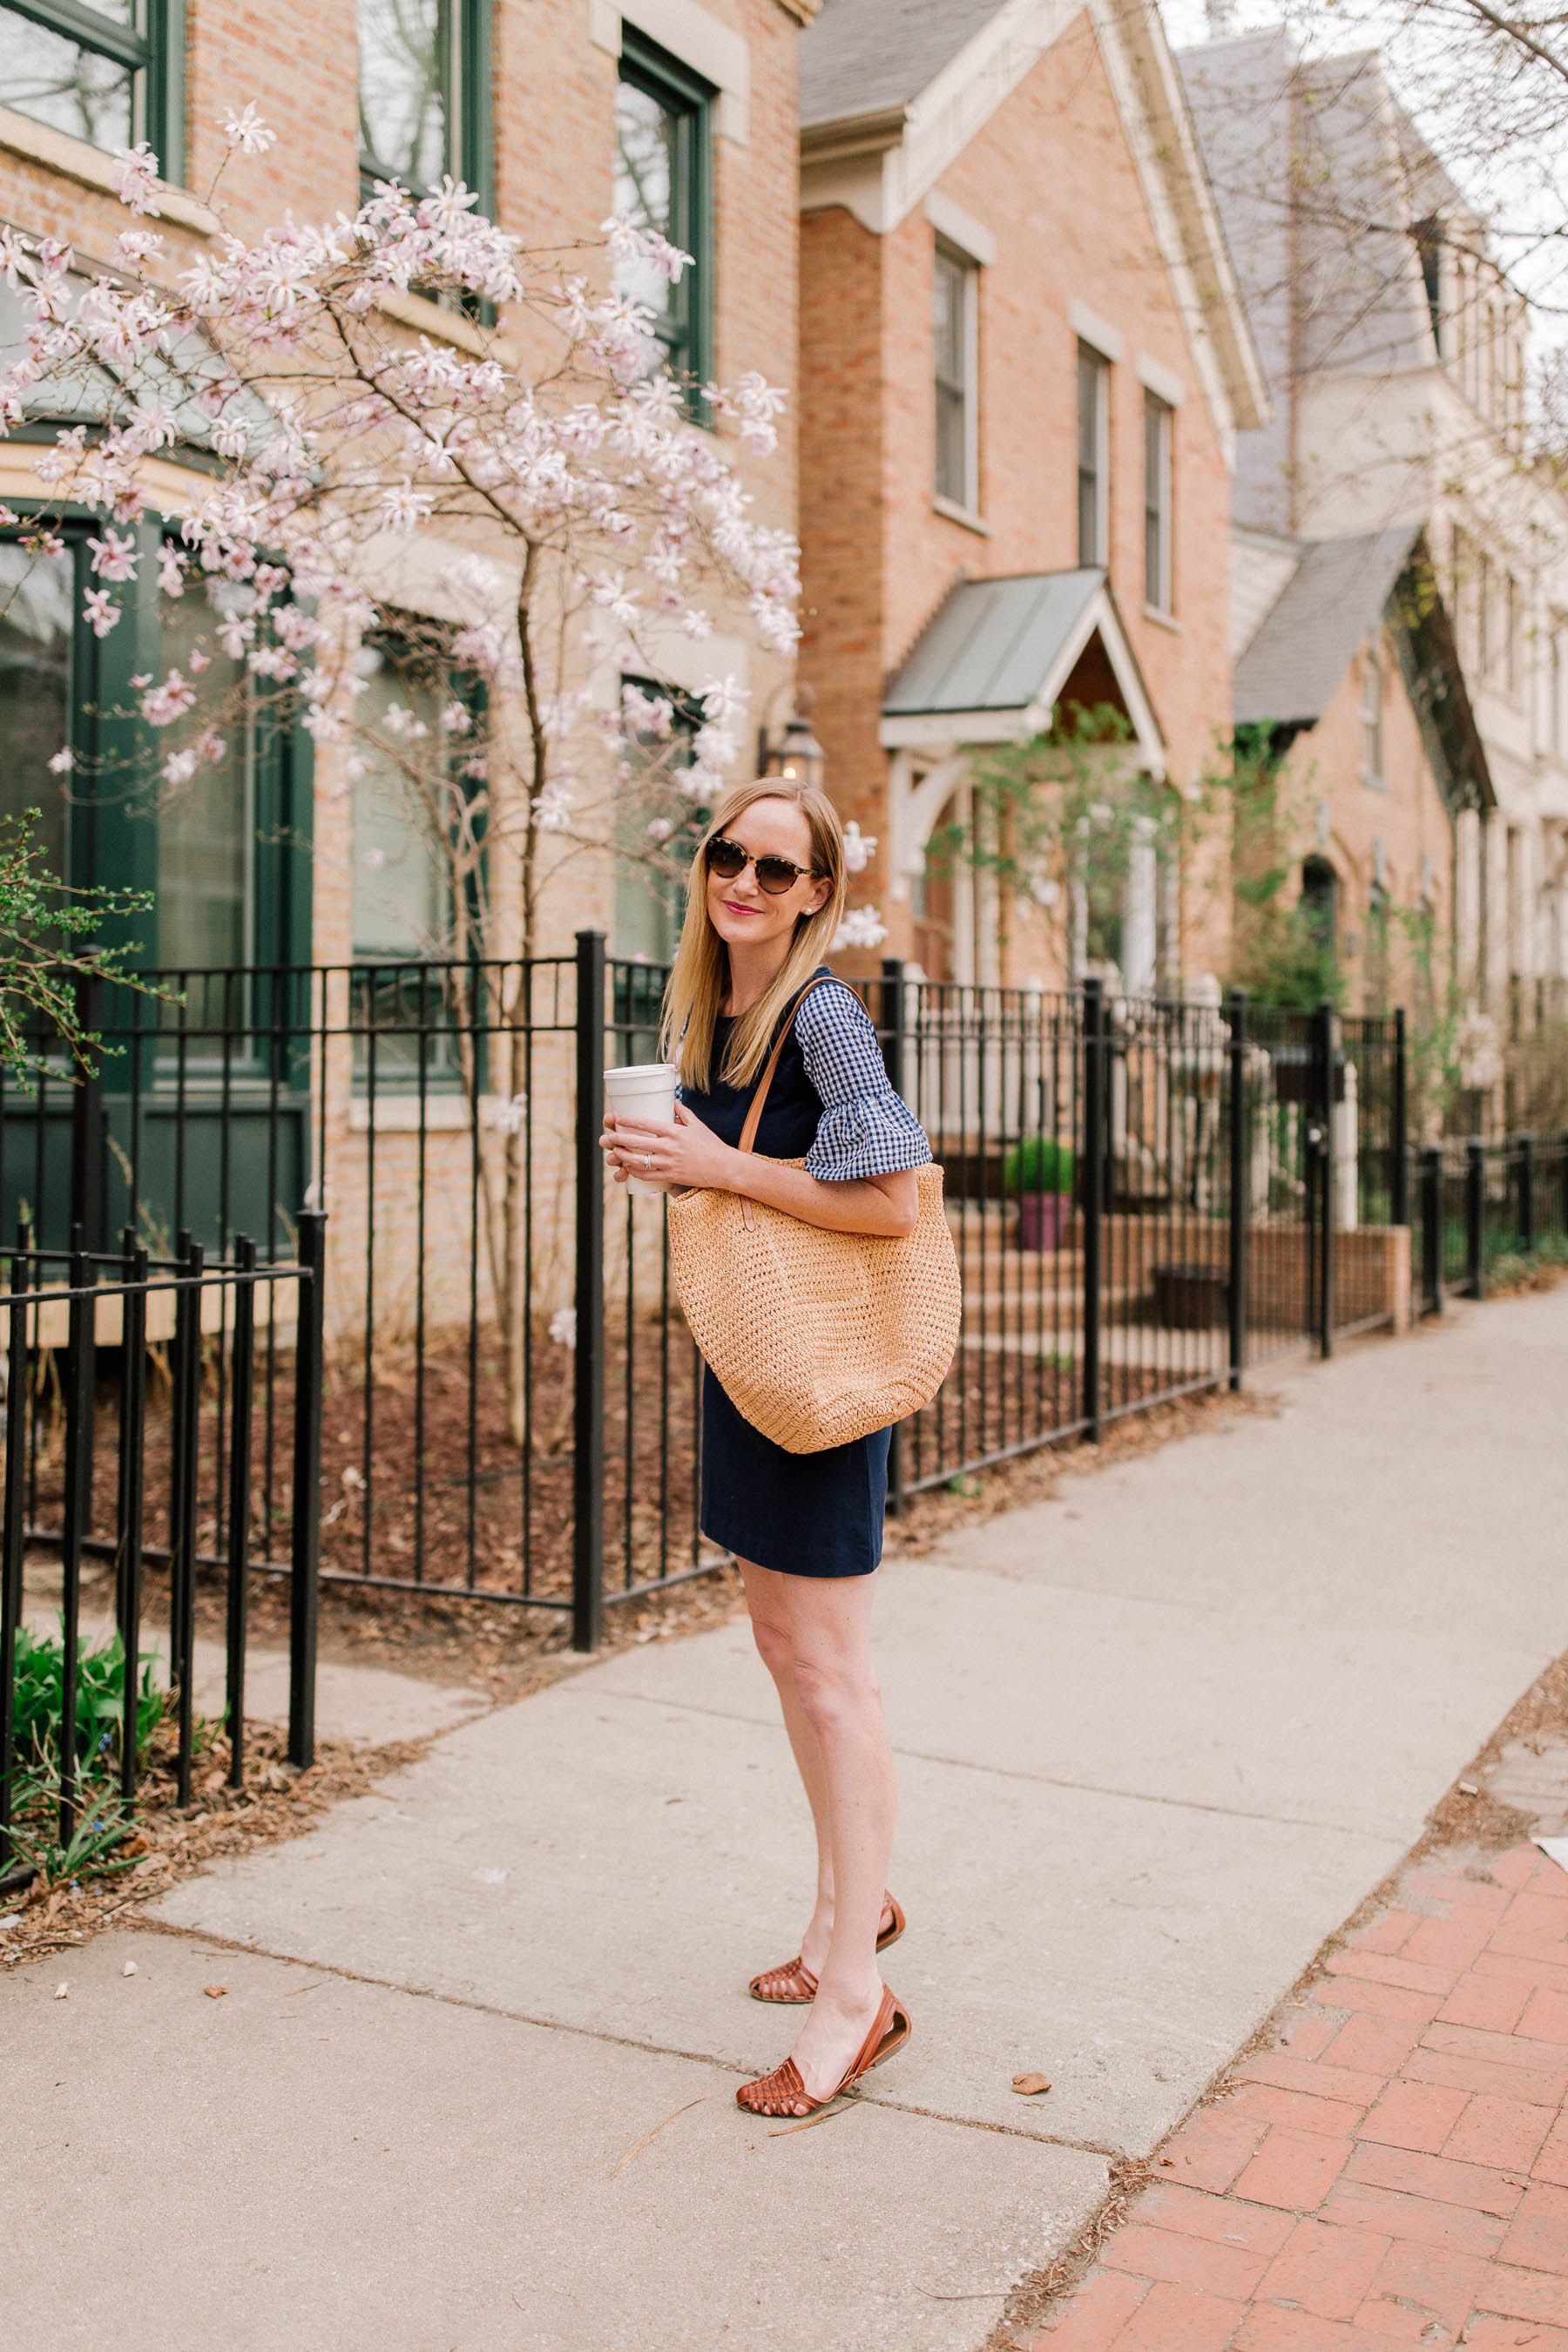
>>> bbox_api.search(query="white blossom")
[112,143,163,218]
[549,1307,577,1348]
[842,821,876,875]
[221,102,276,155]
[833,905,889,951]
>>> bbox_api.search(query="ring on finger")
[643,1152,654,1171]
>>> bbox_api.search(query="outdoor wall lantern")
[760,693,826,793]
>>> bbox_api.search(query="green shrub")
[1004,1136,1075,1195]
[10,1622,162,1777]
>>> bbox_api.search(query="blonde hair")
[660,778,848,1091]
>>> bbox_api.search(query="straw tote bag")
[666,980,962,1455]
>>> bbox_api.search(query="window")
[352,633,482,960]
[613,30,712,401]
[1362,632,1384,787]
[1477,550,1491,675]
[1143,390,1172,612]
[359,0,492,206]
[3,0,182,173]
[1415,219,1443,355]
[1078,343,1109,568]
[1505,571,1521,698]
[1301,856,1338,959]
[0,524,309,990]
[933,245,977,510]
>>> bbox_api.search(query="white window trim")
[934,240,981,518]
[1137,352,1185,409]
[1069,298,1123,366]
[590,0,748,141]
[923,191,995,268]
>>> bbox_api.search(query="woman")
[601,776,931,2119]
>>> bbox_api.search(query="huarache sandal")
[736,1984,912,2119]
[747,1893,906,2004]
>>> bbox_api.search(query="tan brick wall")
[800,10,1237,985]
[1279,624,1456,1015]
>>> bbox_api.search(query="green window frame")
[614,28,713,411]
[3,0,184,179]
[357,0,494,210]
[0,517,312,1001]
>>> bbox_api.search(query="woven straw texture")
[666,1159,962,1455]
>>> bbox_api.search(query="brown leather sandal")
[747,1894,905,2004]
[736,1984,912,2118]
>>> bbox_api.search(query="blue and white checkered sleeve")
[795,983,931,1181]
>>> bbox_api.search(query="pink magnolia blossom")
[82,589,119,639]
[221,103,276,155]
[112,143,163,219]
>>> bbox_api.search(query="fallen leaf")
[1012,2072,1051,2096]
[122,1961,137,1977]
[204,1985,227,2000]
[119,1835,149,1857]
[53,1983,68,1999]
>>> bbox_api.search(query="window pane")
[614,78,680,368]
[359,0,449,186]
[157,585,253,972]
[933,253,968,504]
[352,647,446,956]
[0,542,72,884]
[1,6,134,152]
[1078,348,1104,566]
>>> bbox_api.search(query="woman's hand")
[600,1101,739,1193]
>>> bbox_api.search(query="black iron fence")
[0,1220,323,1884]
[1415,1132,1568,1315]
[0,950,1429,1649]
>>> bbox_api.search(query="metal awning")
[880,568,1166,774]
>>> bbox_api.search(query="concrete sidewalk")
[6,1290,1568,2352]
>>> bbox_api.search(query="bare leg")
[771,1571,897,2099]
[740,1559,836,1975]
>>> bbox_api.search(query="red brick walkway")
[1021,1842,1568,2352]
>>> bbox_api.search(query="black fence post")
[115,1233,148,1815]
[880,956,908,1516]
[226,1236,256,1791]
[169,1236,203,1809]
[57,1235,96,1845]
[1081,977,1105,1442]
[1,1234,30,1876]
[1391,1008,1409,1228]
[1314,1001,1337,1358]
[1517,1132,1535,1255]
[289,1212,326,1771]
[69,970,105,1255]
[572,929,606,1654]
[1465,1139,1485,1300]
[1420,1146,1443,1317]
[1227,989,1248,1393]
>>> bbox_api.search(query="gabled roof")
[1234,525,1494,814]
[880,568,1166,774]
[799,0,1269,444]
[800,0,1009,127]
[1233,525,1419,727]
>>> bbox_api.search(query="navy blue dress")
[681,970,931,1579]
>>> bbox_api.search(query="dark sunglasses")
[704,834,821,896]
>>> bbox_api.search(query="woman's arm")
[602,1106,919,1237]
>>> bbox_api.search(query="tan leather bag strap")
[735,975,833,1157]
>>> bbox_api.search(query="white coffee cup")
[604,1061,679,1197]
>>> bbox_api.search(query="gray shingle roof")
[800,0,1006,130]
[883,570,1103,716]
[1233,525,1420,727]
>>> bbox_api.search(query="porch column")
[1123,815,1158,997]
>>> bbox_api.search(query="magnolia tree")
[0,107,882,1429]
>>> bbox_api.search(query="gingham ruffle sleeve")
[796,980,931,1181]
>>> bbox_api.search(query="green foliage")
[0,1778,140,1887]
[1004,1135,1075,1194]
[1223,733,1345,1011]
[10,1621,163,1777]
[0,808,159,1080]
[942,703,1193,979]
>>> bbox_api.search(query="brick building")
[1232,527,1492,1063]
[0,0,814,982]
[794,0,1267,993]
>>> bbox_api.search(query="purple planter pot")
[1017,1192,1072,1252]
